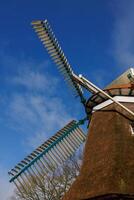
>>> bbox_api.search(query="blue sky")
[0,0,134,199]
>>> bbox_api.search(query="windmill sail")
[8,120,86,194]
[31,20,86,104]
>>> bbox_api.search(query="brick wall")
[63,102,134,200]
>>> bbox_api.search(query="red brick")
[63,102,134,200]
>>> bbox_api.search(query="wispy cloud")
[13,69,58,93]
[0,53,73,149]
[0,50,74,199]
[8,93,72,148]
[112,0,134,67]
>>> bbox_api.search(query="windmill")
[8,20,134,199]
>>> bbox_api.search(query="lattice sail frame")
[31,20,86,104]
[8,120,86,195]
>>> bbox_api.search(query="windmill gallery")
[8,20,134,199]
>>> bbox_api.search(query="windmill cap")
[105,67,134,89]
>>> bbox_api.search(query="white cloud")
[13,69,58,93]
[4,62,73,149]
[112,0,134,67]
[0,51,75,199]
[8,93,72,148]
[0,54,74,199]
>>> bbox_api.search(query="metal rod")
[70,131,82,145]
[29,167,38,184]
[17,176,28,195]
[32,164,45,187]
[54,144,68,160]
[25,170,40,200]
[39,158,50,173]
[36,160,46,175]
[45,153,57,167]
[42,155,54,172]
[62,137,75,153]
[66,134,78,149]
[23,172,39,200]
[57,140,71,157]
[53,145,65,162]
[74,129,84,142]
[33,163,43,178]
[20,174,31,194]
[76,127,86,140]
[62,137,75,152]
[13,180,25,199]
[30,165,45,192]
[50,148,63,164]
[70,131,81,146]
[48,151,59,165]
[23,171,33,187]
[74,128,85,141]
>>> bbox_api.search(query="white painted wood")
[130,124,134,135]
[73,74,134,118]
[93,96,134,112]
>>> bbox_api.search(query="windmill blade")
[8,120,86,194]
[31,20,86,104]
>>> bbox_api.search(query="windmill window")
[130,122,134,135]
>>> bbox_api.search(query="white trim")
[130,125,134,135]
[93,96,134,112]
